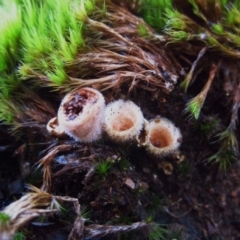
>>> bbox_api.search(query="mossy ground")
[1,0,240,239]
[1,76,240,239]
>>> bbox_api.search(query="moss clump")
[139,0,240,169]
[0,0,180,133]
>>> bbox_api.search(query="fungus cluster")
[47,87,182,156]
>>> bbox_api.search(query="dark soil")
[1,68,240,240]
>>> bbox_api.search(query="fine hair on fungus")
[57,87,105,142]
[104,99,144,142]
[147,117,182,156]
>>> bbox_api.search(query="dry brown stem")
[229,83,240,130]
[21,1,180,96]
[84,221,149,239]
[0,186,58,240]
[38,144,73,192]
[68,200,84,240]
[0,185,81,240]
[57,1,180,94]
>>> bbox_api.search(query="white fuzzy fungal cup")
[46,116,65,137]
[146,117,182,156]
[104,99,144,142]
[57,87,105,142]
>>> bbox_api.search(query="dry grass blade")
[68,200,84,240]
[59,1,180,94]
[53,160,95,185]
[13,0,180,97]
[38,144,73,192]
[88,18,132,45]
[185,64,218,119]
[180,47,207,92]
[0,185,81,240]
[229,83,240,131]
[0,185,59,240]
[84,221,149,239]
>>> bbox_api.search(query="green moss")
[0,1,21,73]
[185,96,202,119]
[212,24,224,35]
[226,7,240,26]
[206,126,238,171]
[0,0,95,124]
[0,212,10,227]
[20,0,86,83]
[117,157,130,171]
[95,159,114,176]
[148,224,168,240]
[139,0,240,56]
[206,148,237,171]
[46,67,68,86]
[0,2,22,124]
[14,232,26,240]
[140,0,173,31]
[138,24,149,37]
[0,99,15,124]
[195,116,220,141]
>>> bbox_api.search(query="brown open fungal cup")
[146,117,182,156]
[57,87,105,142]
[104,99,144,142]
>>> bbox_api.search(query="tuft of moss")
[20,0,86,83]
[95,159,114,176]
[139,0,173,31]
